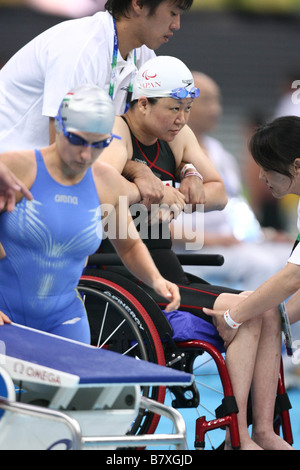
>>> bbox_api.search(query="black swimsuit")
[98,117,240,322]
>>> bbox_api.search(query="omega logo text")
[13,362,61,385]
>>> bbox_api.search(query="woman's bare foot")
[225,437,263,450]
[252,431,294,450]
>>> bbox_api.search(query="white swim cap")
[55,85,115,134]
[132,56,200,100]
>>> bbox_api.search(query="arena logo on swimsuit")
[55,194,78,205]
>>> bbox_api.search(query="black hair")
[129,97,159,109]
[105,0,193,19]
[249,115,300,178]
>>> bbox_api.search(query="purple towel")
[164,310,225,353]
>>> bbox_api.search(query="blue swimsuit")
[0,150,102,343]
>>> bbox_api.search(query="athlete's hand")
[152,278,181,313]
[0,311,11,326]
[179,176,205,209]
[0,161,33,212]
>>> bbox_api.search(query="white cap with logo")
[132,56,200,101]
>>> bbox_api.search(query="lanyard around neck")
[109,19,137,113]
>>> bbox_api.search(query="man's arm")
[122,160,164,209]
[49,118,56,145]
[99,116,164,208]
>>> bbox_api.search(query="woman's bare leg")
[251,308,294,450]
[214,292,263,450]
[213,292,293,450]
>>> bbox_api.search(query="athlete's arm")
[112,198,181,313]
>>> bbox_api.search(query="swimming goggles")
[169,87,200,100]
[55,110,121,148]
[63,130,121,149]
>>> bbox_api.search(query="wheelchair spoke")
[98,318,126,349]
[96,300,109,348]
[122,342,139,356]
[198,402,216,419]
[195,379,223,395]
[193,356,215,373]
[78,276,167,437]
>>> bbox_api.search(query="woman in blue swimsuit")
[0,84,180,343]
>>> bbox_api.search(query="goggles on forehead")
[55,111,121,148]
[169,87,200,100]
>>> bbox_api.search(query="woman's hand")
[152,278,181,313]
[203,307,238,347]
[0,311,11,326]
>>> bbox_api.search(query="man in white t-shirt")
[0,0,192,152]
[0,0,194,206]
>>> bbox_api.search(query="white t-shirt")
[0,11,155,151]
[288,200,300,265]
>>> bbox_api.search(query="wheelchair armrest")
[88,253,124,266]
[88,253,224,267]
[176,254,224,266]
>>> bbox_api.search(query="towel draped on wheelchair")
[163,310,225,353]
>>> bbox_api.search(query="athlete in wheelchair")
[87,55,294,450]
[0,76,293,449]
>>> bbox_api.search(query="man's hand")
[148,186,185,224]
[134,173,164,210]
[0,311,11,326]
[123,161,164,210]
[0,161,33,212]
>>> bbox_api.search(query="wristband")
[224,309,242,329]
[180,163,197,180]
[184,171,204,181]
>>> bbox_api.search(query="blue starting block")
[0,323,193,450]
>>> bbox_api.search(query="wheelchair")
[78,253,293,450]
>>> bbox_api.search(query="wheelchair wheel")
[78,271,170,436]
